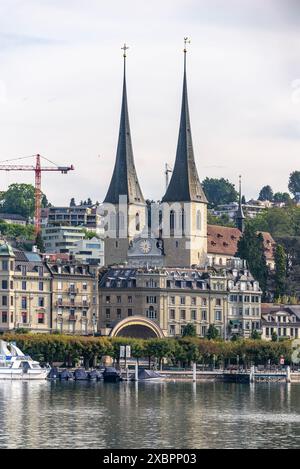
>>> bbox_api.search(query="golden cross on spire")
[121,43,129,58]
[184,37,191,53]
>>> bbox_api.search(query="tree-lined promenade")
[1,333,292,368]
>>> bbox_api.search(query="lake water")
[0,380,300,449]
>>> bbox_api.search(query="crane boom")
[0,154,74,235]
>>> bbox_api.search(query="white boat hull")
[0,369,49,380]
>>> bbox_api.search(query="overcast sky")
[0,0,299,205]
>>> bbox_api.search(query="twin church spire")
[103,44,145,205]
[104,40,206,206]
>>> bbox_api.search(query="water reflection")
[0,381,299,448]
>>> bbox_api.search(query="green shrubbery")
[1,333,292,368]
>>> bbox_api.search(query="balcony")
[69,315,77,321]
[17,322,31,328]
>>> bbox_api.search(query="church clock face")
[139,239,152,254]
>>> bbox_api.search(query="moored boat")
[59,369,74,380]
[74,368,88,380]
[137,368,161,380]
[103,367,122,383]
[88,369,102,381]
[0,340,50,380]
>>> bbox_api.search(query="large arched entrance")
[110,316,164,339]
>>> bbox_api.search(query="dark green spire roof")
[235,175,245,232]
[162,46,207,204]
[104,47,145,205]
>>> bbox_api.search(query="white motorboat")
[0,340,50,380]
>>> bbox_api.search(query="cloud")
[0,0,299,204]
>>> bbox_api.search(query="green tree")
[182,323,197,337]
[271,331,278,342]
[237,225,268,294]
[35,232,45,253]
[202,178,238,208]
[1,183,49,219]
[258,185,274,201]
[273,192,291,204]
[251,330,261,340]
[206,325,219,340]
[207,212,234,227]
[274,244,287,299]
[288,171,300,197]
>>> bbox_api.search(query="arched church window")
[196,210,201,231]
[170,210,175,233]
[135,212,140,231]
[180,208,185,235]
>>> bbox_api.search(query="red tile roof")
[207,225,275,260]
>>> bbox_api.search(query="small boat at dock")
[59,369,74,380]
[103,367,122,383]
[74,368,88,380]
[0,340,49,380]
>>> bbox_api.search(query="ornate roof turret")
[162,38,207,204]
[103,44,145,205]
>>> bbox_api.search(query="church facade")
[98,44,269,340]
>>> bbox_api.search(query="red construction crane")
[0,154,74,236]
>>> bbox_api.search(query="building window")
[105,296,110,304]
[10,281,13,289]
[147,306,157,319]
[201,326,207,337]
[1,280,7,290]
[180,297,185,305]
[201,298,207,307]
[22,281,27,291]
[38,297,45,308]
[128,309,133,317]
[10,297,13,306]
[170,210,175,232]
[82,310,87,317]
[170,296,175,305]
[180,208,185,234]
[147,296,157,304]
[216,298,221,306]
[2,261,8,271]
[2,312,7,323]
[191,297,196,306]
[106,309,110,319]
[215,310,222,321]
[128,296,132,304]
[21,297,27,309]
[180,310,186,320]
[117,309,122,319]
[170,309,175,320]
[135,212,140,231]
[39,282,44,292]
[117,296,122,304]
[22,312,27,324]
[21,265,27,276]
[38,266,44,277]
[201,310,207,321]
[2,296,7,307]
[83,283,87,290]
[38,313,45,324]
[10,261,14,271]
[191,310,197,320]
[169,324,175,336]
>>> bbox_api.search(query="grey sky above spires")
[162,38,208,204]
[103,43,145,205]
[0,0,298,205]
